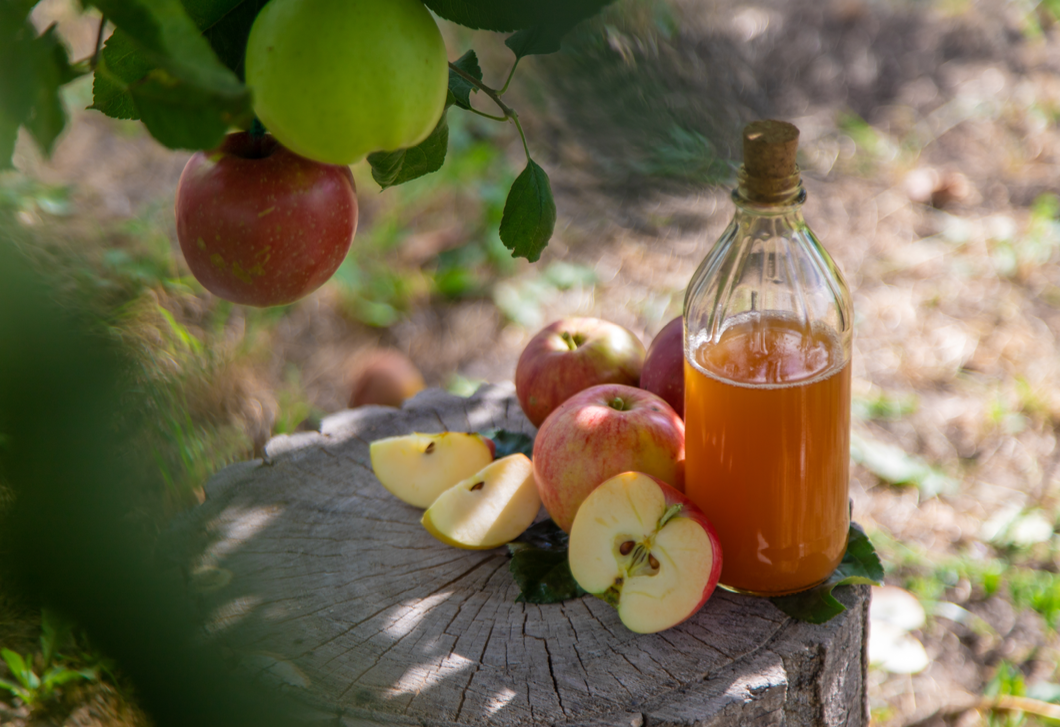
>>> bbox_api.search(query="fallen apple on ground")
[568,471,722,633]
[370,432,495,508]
[515,317,646,428]
[421,454,540,549]
[533,383,685,532]
[640,316,684,417]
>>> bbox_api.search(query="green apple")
[421,454,540,550]
[245,0,449,165]
[370,432,495,508]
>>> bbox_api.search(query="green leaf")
[479,429,534,459]
[367,113,449,190]
[195,0,271,80]
[87,0,252,150]
[508,520,587,604]
[0,677,32,703]
[421,0,615,33]
[40,607,74,667]
[770,523,884,624]
[500,159,556,262]
[1,648,32,690]
[504,3,610,60]
[447,50,482,111]
[0,16,80,168]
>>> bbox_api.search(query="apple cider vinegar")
[683,120,854,596]
[684,315,850,595]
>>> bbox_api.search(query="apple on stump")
[532,383,685,533]
[568,471,722,634]
[640,316,685,418]
[369,432,495,509]
[516,317,646,428]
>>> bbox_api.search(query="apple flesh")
[640,316,684,418]
[532,383,685,532]
[421,454,540,550]
[245,0,449,165]
[568,471,722,633]
[516,317,646,428]
[175,132,357,307]
[370,432,495,508]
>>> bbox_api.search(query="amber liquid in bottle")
[684,314,850,595]
[683,120,853,596]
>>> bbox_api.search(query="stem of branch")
[91,15,106,70]
[498,59,520,96]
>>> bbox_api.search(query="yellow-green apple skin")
[370,432,495,509]
[245,0,449,165]
[533,383,684,532]
[568,471,722,634]
[515,317,646,428]
[421,454,540,550]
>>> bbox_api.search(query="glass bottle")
[683,120,854,597]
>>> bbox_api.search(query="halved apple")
[421,454,540,550]
[370,432,495,508]
[568,471,722,634]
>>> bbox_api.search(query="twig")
[91,15,106,70]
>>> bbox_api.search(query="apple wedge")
[370,432,495,508]
[421,454,540,550]
[568,471,722,634]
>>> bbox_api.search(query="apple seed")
[425,441,436,454]
[469,481,485,491]
[619,540,635,555]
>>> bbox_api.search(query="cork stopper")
[739,120,801,203]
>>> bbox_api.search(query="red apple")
[532,383,685,532]
[175,132,358,307]
[568,471,722,633]
[515,317,646,428]
[640,316,684,417]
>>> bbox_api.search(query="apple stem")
[607,397,631,412]
[657,504,684,531]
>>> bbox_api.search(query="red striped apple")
[421,454,540,549]
[532,383,684,532]
[370,432,495,508]
[515,317,646,428]
[568,471,722,633]
[175,132,358,307]
[640,316,684,417]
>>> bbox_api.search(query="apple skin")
[532,383,685,532]
[516,317,646,428]
[639,316,685,418]
[349,349,425,409]
[568,471,722,633]
[175,132,358,307]
[245,0,449,165]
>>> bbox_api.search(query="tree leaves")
[422,0,615,33]
[770,523,884,624]
[0,10,81,169]
[367,113,450,190]
[87,0,252,150]
[447,50,482,111]
[500,159,556,263]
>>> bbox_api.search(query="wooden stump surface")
[168,384,869,727]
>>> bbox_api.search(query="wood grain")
[167,384,869,726]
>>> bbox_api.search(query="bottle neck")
[734,164,805,208]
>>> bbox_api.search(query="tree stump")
[168,384,869,727]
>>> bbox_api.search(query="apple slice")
[370,432,495,508]
[568,471,722,634]
[421,454,540,550]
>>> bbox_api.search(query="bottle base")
[717,577,830,598]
